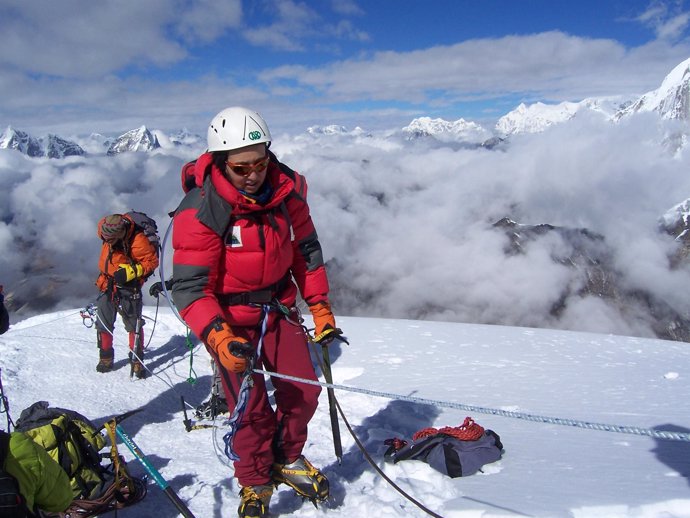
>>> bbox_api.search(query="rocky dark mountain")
[327,215,690,343]
[43,134,86,158]
[492,217,690,342]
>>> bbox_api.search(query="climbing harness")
[222,304,270,462]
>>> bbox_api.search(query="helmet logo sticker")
[248,131,261,140]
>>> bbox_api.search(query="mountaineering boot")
[130,359,146,379]
[128,350,147,379]
[96,332,114,373]
[272,456,329,502]
[96,349,114,373]
[237,484,273,518]
[195,395,230,420]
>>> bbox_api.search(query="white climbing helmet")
[207,106,272,152]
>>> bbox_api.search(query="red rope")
[413,416,484,442]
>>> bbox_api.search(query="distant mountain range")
[0,125,161,158]
[2,57,689,158]
[408,57,690,138]
[0,127,86,158]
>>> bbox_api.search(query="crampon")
[272,456,329,506]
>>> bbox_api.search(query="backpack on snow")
[126,210,161,258]
[0,431,29,518]
[384,417,504,478]
[15,402,146,518]
[15,402,111,501]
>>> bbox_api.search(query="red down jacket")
[171,152,330,339]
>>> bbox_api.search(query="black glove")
[313,324,348,346]
[113,264,143,286]
[149,282,163,298]
[149,279,173,298]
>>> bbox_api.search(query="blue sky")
[1,0,690,136]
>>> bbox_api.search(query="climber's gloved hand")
[113,263,144,286]
[309,301,347,345]
[150,279,174,297]
[149,281,163,298]
[206,320,254,373]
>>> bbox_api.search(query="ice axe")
[310,328,348,465]
[113,423,197,518]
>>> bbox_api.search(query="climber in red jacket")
[171,106,343,518]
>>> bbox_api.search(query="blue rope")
[223,305,271,461]
[253,368,690,443]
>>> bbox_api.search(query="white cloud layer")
[1,113,689,340]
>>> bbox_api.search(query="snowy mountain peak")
[106,125,161,155]
[0,125,43,156]
[496,97,628,135]
[307,124,349,135]
[42,134,86,158]
[495,101,582,135]
[0,126,84,158]
[402,116,490,143]
[615,57,690,121]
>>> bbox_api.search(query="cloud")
[1,1,689,143]
[2,112,690,341]
[636,0,690,41]
[241,0,369,51]
[261,32,690,105]
[0,0,242,78]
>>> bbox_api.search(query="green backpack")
[15,401,111,500]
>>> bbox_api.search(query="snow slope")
[1,307,689,518]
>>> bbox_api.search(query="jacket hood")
[197,153,294,213]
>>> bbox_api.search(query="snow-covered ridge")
[402,116,491,143]
[615,57,690,121]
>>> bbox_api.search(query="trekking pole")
[115,424,197,518]
[319,343,343,464]
[131,311,143,379]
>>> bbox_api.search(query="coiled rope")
[413,416,484,442]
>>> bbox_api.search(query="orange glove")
[309,301,343,345]
[206,321,253,373]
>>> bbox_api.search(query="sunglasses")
[225,156,270,177]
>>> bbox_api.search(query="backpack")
[0,431,28,518]
[15,402,111,501]
[126,210,161,258]
[384,417,504,478]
